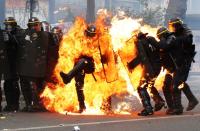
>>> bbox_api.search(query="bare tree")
[86,0,95,23]
[165,0,187,24]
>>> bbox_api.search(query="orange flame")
[41,11,164,115]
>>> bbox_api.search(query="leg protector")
[20,77,33,111]
[75,70,86,113]
[3,79,20,111]
[172,87,183,115]
[150,85,165,111]
[137,86,153,116]
[182,83,198,111]
[60,58,88,84]
[162,74,174,109]
[3,79,13,107]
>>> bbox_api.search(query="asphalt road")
[0,111,200,131]
[0,73,199,131]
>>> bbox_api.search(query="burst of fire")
[154,67,168,90]
[41,10,165,115]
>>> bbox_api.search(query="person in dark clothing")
[46,26,63,84]
[168,18,198,111]
[157,27,182,115]
[41,21,51,32]
[60,25,96,113]
[0,28,12,112]
[127,32,165,116]
[17,17,49,112]
[51,26,63,45]
[1,17,20,112]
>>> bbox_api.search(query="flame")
[41,10,163,115]
[154,67,168,90]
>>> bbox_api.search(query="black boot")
[75,71,86,113]
[172,88,183,115]
[60,72,72,84]
[35,78,47,112]
[78,101,86,113]
[137,86,153,116]
[29,81,44,112]
[3,80,13,111]
[20,78,33,112]
[60,58,88,84]
[76,87,86,113]
[12,78,20,111]
[3,79,19,112]
[181,83,199,111]
[150,86,165,111]
[162,74,174,115]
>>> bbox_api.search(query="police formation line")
[0,17,199,116]
[0,17,63,112]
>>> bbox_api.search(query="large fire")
[41,10,165,115]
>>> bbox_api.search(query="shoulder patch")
[32,33,38,41]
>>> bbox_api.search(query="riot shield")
[117,38,144,91]
[98,37,118,83]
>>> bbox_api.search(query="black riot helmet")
[168,17,184,33]
[85,24,97,37]
[156,27,170,39]
[4,17,17,32]
[41,21,51,32]
[137,32,148,39]
[27,17,41,31]
[51,26,63,39]
[51,26,62,34]
[168,17,183,25]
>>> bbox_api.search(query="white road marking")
[2,113,200,131]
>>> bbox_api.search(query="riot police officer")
[17,17,48,112]
[60,25,96,113]
[40,21,57,84]
[51,26,63,45]
[168,18,198,112]
[1,17,20,112]
[41,21,51,32]
[127,32,165,116]
[157,27,178,114]
[0,28,12,112]
[46,26,63,84]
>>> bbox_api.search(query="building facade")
[187,0,200,14]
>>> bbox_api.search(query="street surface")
[0,73,199,131]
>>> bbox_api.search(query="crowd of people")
[0,17,63,113]
[0,16,199,117]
